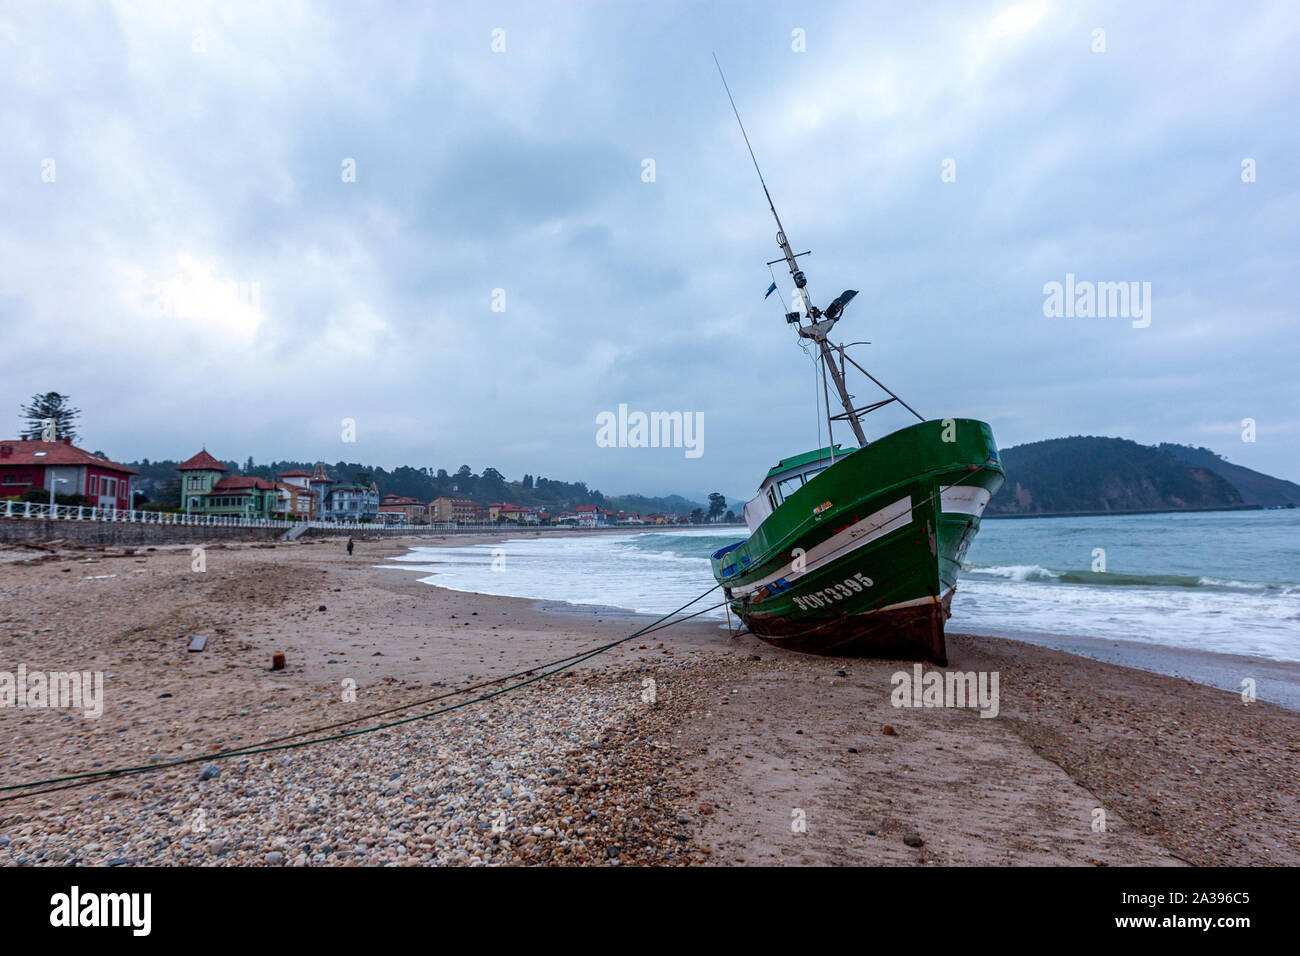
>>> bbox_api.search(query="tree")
[707,492,726,522]
[689,507,704,524]
[479,466,507,500]
[725,509,736,522]
[20,392,81,443]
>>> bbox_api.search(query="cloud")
[0,0,1297,495]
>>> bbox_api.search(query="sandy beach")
[1,533,1297,866]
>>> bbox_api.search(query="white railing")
[1,502,612,533]
[1,501,716,533]
[1,500,302,527]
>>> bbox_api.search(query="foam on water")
[385,529,734,620]
[384,511,1300,663]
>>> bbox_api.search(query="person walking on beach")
[346,536,354,556]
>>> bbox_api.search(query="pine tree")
[19,392,81,443]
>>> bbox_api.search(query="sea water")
[385,509,1300,664]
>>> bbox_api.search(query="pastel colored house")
[431,496,481,523]
[203,475,281,518]
[276,469,318,518]
[178,450,229,513]
[379,494,429,524]
[488,502,534,523]
[574,505,615,527]
[178,450,281,518]
[323,482,380,522]
[307,464,335,516]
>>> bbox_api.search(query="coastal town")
[1,436,701,527]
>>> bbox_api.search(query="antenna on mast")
[713,54,818,327]
[713,54,872,446]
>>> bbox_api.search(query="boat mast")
[714,55,869,447]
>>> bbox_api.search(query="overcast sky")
[3,0,1297,504]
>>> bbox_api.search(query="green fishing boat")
[709,62,1005,663]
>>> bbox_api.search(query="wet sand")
[1,534,1296,866]
[962,625,1300,711]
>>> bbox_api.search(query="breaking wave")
[965,565,1292,592]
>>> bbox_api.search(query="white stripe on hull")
[729,496,913,598]
[747,586,956,622]
[872,586,956,612]
[939,484,991,517]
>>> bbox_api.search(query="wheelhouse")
[741,444,855,531]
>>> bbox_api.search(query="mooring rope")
[0,584,726,802]
[4,457,1002,803]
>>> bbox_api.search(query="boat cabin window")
[777,474,805,499]
[750,450,844,526]
[768,463,831,507]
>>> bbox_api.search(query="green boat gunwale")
[712,418,1004,585]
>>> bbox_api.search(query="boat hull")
[711,419,1003,664]
[747,588,953,663]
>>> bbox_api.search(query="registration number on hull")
[791,573,874,610]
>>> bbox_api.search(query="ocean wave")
[1196,576,1275,591]
[965,564,1060,582]
[1056,570,1205,588]
[629,535,737,552]
[965,566,1294,592]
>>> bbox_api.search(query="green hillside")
[1157,443,1300,508]
[987,437,1247,516]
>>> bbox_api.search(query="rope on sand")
[0,585,725,803]
[3,462,999,802]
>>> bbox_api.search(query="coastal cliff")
[986,436,1299,516]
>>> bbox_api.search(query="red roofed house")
[574,505,613,528]
[178,450,280,518]
[379,494,429,524]
[430,496,481,523]
[0,437,136,509]
[487,502,532,523]
[276,469,318,518]
[500,504,535,523]
[178,449,227,514]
